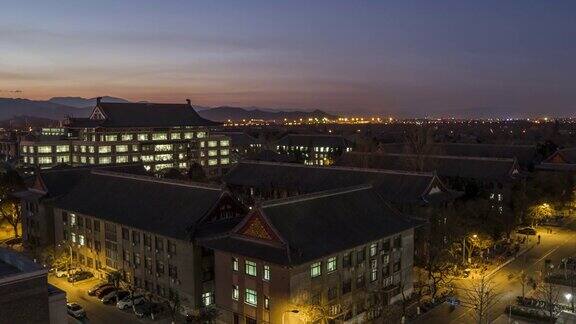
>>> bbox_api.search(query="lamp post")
[282,309,299,324]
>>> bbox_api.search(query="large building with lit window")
[18,98,231,175]
[201,185,421,324]
[275,134,354,165]
[22,169,246,312]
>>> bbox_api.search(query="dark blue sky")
[1,0,575,116]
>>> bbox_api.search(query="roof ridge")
[349,152,517,163]
[262,184,373,207]
[90,170,222,191]
[39,163,143,173]
[241,160,435,177]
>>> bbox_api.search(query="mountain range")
[0,96,338,126]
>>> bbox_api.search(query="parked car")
[55,267,81,278]
[68,271,93,283]
[66,302,86,318]
[102,290,129,304]
[117,294,145,310]
[517,227,537,235]
[88,282,113,296]
[96,286,117,299]
[446,297,461,306]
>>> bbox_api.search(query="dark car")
[134,302,164,318]
[88,283,113,296]
[517,227,537,235]
[96,286,117,299]
[68,271,94,283]
[102,290,130,304]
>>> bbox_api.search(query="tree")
[0,168,24,238]
[165,288,181,324]
[518,270,530,299]
[163,168,186,180]
[188,306,220,324]
[187,162,207,182]
[464,274,501,324]
[538,280,560,322]
[403,125,437,171]
[0,197,22,238]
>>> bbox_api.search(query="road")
[49,276,177,324]
[415,220,576,324]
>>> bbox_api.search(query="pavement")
[414,219,576,324]
[49,276,179,324]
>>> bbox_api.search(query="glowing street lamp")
[565,293,572,302]
[282,309,299,324]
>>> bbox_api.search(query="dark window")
[356,247,365,264]
[342,252,352,268]
[155,237,164,251]
[393,260,401,272]
[144,234,151,248]
[156,261,165,274]
[383,264,390,277]
[94,240,101,252]
[327,286,338,300]
[132,231,140,245]
[85,219,92,230]
[93,220,101,232]
[167,240,176,255]
[169,265,178,279]
[381,239,391,252]
[342,279,352,294]
[77,216,84,227]
[356,273,365,288]
[394,235,402,249]
[62,212,68,224]
[122,227,130,240]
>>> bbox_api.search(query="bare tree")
[537,281,560,322]
[165,288,182,324]
[464,274,501,324]
[518,270,530,299]
[404,125,436,171]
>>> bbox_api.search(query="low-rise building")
[275,134,354,165]
[201,185,422,324]
[0,247,66,324]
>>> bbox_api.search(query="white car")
[55,267,80,278]
[117,294,145,310]
[66,302,86,318]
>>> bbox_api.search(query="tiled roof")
[50,171,224,240]
[213,132,260,146]
[201,185,423,265]
[223,161,456,204]
[337,152,520,181]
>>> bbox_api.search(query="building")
[337,152,522,205]
[378,142,539,170]
[18,164,146,249]
[0,130,19,161]
[201,185,422,324]
[18,98,231,176]
[213,131,262,161]
[538,148,576,172]
[223,160,457,211]
[275,134,354,165]
[0,247,66,324]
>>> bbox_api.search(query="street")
[49,276,177,324]
[415,220,576,324]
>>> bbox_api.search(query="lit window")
[116,156,128,163]
[264,265,270,281]
[137,134,148,141]
[98,146,111,153]
[245,289,257,306]
[132,145,139,152]
[57,156,69,163]
[121,134,134,141]
[370,243,378,257]
[232,257,239,271]
[170,133,181,140]
[184,132,194,139]
[56,145,69,153]
[141,155,154,162]
[208,159,218,166]
[152,133,168,141]
[311,262,321,277]
[98,157,111,164]
[264,296,269,310]
[71,232,77,243]
[245,260,257,276]
[208,150,218,157]
[221,158,229,165]
[220,140,230,147]
[197,132,206,139]
[208,141,218,147]
[70,214,77,226]
[232,285,239,300]
[154,154,172,161]
[220,149,229,156]
[154,144,173,152]
[116,145,128,152]
[79,235,85,246]
[327,257,337,272]
[37,146,52,153]
[200,141,205,148]
[104,134,117,142]
[202,292,213,306]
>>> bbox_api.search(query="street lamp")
[565,293,572,303]
[282,309,299,324]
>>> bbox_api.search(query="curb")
[486,244,536,278]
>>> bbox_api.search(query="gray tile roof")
[223,161,455,204]
[337,152,520,181]
[275,134,353,148]
[50,171,224,240]
[201,185,423,266]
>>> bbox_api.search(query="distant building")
[18,98,231,176]
[0,247,66,324]
[201,185,422,324]
[213,131,262,161]
[275,134,354,165]
[538,148,576,172]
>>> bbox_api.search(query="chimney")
[186,99,191,106]
[96,97,102,106]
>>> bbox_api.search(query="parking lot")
[49,275,177,324]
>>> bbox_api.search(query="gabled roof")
[69,100,220,128]
[50,171,225,240]
[223,161,457,204]
[201,185,423,266]
[276,134,353,148]
[379,142,538,168]
[538,148,576,171]
[337,152,521,182]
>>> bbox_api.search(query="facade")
[0,247,66,324]
[213,131,262,162]
[0,130,19,161]
[275,134,353,165]
[538,147,576,172]
[18,98,231,175]
[201,185,421,324]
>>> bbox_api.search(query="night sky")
[1,1,575,116]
